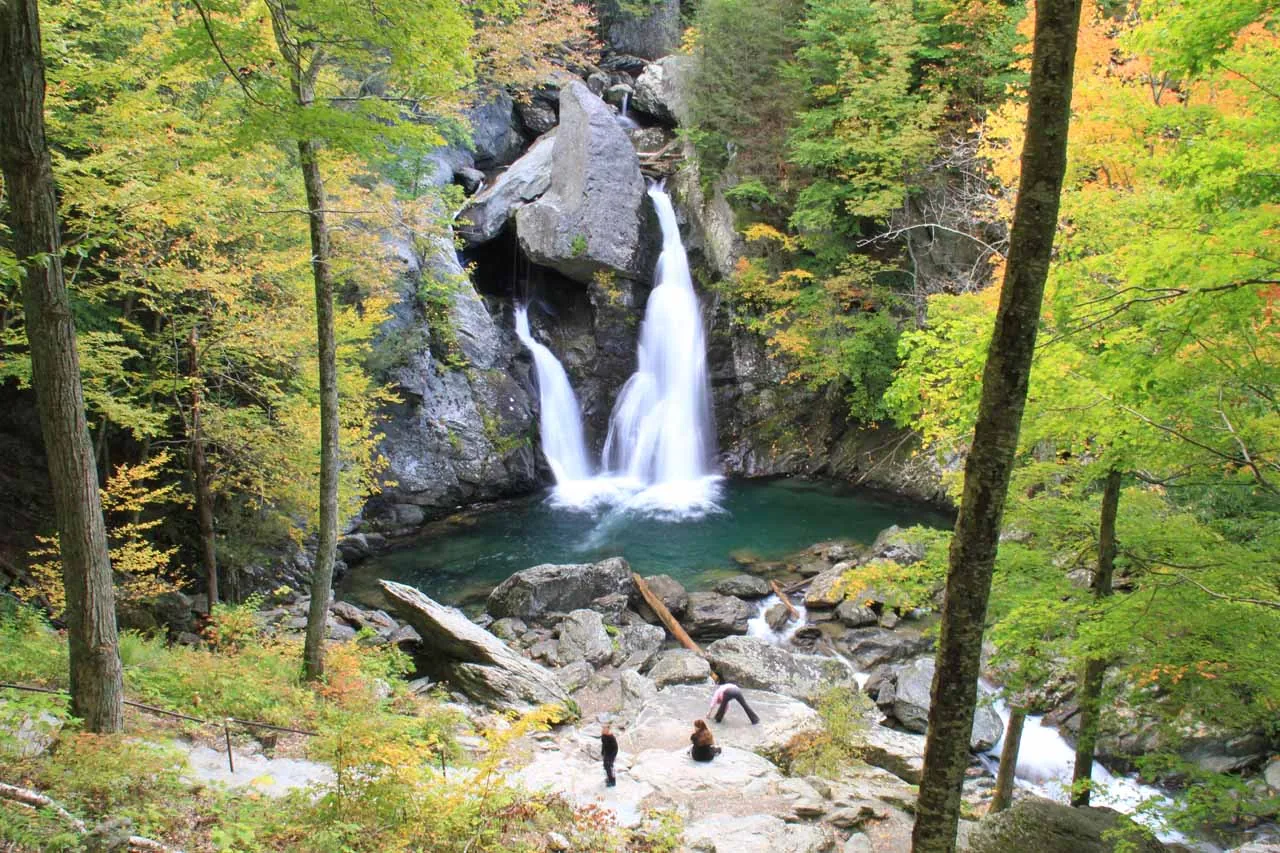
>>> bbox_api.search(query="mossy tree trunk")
[990,706,1026,813]
[909,0,1083,849]
[1071,468,1122,805]
[0,0,124,732]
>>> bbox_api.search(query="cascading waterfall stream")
[515,186,720,516]
[514,306,593,483]
[599,185,721,515]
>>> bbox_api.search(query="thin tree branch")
[190,0,269,109]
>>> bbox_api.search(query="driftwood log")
[632,573,703,655]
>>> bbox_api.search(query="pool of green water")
[339,477,950,613]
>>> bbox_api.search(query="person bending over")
[708,681,760,725]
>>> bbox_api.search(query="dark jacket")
[601,733,619,762]
[690,725,717,762]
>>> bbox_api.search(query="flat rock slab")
[683,813,831,853]
[630,685,820,755]
[515,746,652,827]
[181,742,333,798]
[629,746,788,806]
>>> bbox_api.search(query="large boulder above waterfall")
[633,56,693,126]
[466,91,526,170]
[487,557,634,622]
[597,0,681,60]
[458,132,556,245]
[706,635,858,704]
[380,581,570,713]
[515,82,648,283]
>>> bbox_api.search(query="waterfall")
[600,185,721,515]
[514,306,592,483]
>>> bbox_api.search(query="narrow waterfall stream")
[514,306,592,483]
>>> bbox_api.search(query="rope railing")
[0,681,318,775]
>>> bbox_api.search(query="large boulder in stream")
[875,657,1003,751]
[380,581,571,714]
[487,557,634,622]
[684,592,753,638]
[706,635,858,704]
[632,56,693,126]
[966,798,1170,853]
[515,81,648,283]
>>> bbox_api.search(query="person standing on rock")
[708,682,760,725]
[600,723,619,787]
[690,719,721,762]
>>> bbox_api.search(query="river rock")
[805,562,853,609]
[517,95,558,135]
[621,669,659,709]
[685,592,753,638]
[714,575,771,599]
[515,82,647,283]
[466,91,525,169]
[487,557,634,622]
[860,721,928,784]
[381,581,570,713]
[683,813,830,853]
[764,603,792,631]
[597,0,681,60]
[458,132,556,245]
[838,626,933,669]
[1265,756,1280,791]
[648,649,712,687]
[881,657,1003,751]
[612,622,665,670]
[557,609,614,666]
[635,574,689,623]
[836,598,879,628]
[966,798,1170,853]
[866,525,926,566]
[706,635,857,704]
[556,660,595,693]
[632,56,692,126]
[490,617,527,641]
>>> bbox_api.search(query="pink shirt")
[708,683,738,716]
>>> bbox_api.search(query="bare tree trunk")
[298,135,340,682]
[1071,468,1121,805]
[910,1,1082,849]
[0,0,124,732]
[188,327,218,611]
[990,706,1026,813]
[263,0,339,682]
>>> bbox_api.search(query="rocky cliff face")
[365,23,948,536]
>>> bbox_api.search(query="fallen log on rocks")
[633,573,703,655]
[770,580,800,619]
[0,781,184,852]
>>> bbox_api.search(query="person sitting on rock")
[601,723,619,787]
[690,719,721,762]
[708,681,760,725]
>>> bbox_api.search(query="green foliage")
[786,0,943,258]
[773,686,871,778]
[687,0,805,185]
[570,234,589,258]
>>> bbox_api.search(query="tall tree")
[910,0,1083,849]
[0,0,124,731]
[187,0,473,679]
[1071,467,1121,804]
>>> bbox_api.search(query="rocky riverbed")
[195,526,1278,852]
